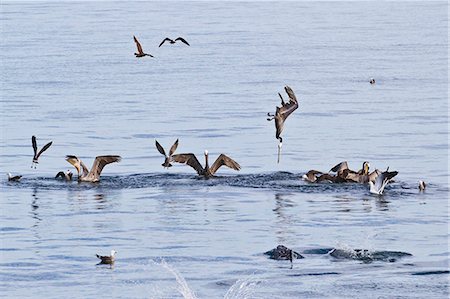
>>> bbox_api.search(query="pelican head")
[363,161,370,175]
[65,155,81,175]
[204,149,208,156]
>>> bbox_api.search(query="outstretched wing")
[55,171,65,179]
[375,170,398,193]
[155,140,166,156]
[330,161,349,173]
[36,141,52,159]
[159,38,172,47]
[133,35,144,54]
[278,86,299,121]
[89,155,121,180]
[171,153,203,175]
[209,154,241,175]
[32,135,37,157]
[175,37,190,46]
[169,139,179,156]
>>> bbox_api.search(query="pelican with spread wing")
[133,35,153,58]
[267,86,299,163]
[369,168,398,195]
[172,150,240,178]
[65,155,121,182]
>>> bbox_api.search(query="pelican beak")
[277,143,282,164]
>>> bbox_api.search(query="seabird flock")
[5,36,425,197]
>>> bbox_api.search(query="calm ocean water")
[0,1,448,298]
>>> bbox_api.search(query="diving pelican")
[96,250,116,265]
[267,85,299,163]
[31,135,53,168]
[159,37,190,47]
[172,150,240,178]
[155,139,179,168]
[369,168,398,195]
[65,155,121,182]
[133,36,153,58]
[55,170,73,181]
[7,173,22,182]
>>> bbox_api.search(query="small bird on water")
[7,173,22,182]
[158,37,190,47]
[133,35,154,58]
[31,135,53,168]
[96,250,116,265]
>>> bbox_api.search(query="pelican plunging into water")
[369,168,398,195]
[96,250,116,265]
[158,37,190,47]
[155,139,179,168]
[65,155,121,182]
[133,36,153,58]
[172,150,240,178]
[267,86,299,163]
[31,135,52,168]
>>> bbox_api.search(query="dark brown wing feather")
[133,36,144,54]
[32,136,37,157]
[155,140,166,156]
[175,37,190,46]
[171,153,203,175]
[330,161,349,173]
[169,139,179,156]
[36,141,52,159]
[89,155,121,179]
[209,154,241,175]
[159,38,173,47]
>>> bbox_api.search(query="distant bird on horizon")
[155,139,179,168]
[31,135,53,168]
[7,173,22,182]
[267,86,299,163]
[172,150,240,178]
[159,37,190,47]
[65,155,121,182]
[369,168,398,195]
[96,250,116,265]
[55,170,73,181]
[133,35,154,58]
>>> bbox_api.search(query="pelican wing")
[159,37,172,47]
[209,154,241,175]
[169,139,179,156]
[66,155,89,176]
[32,136,37,157]
[278,86,299,121]
[374,170,398,194]
[330,161,349,173]
[36,141,52,159]
[89,155,122,180]
[155,140,166,156]
[133,36,144,54]
[175,37,190,46]
[171,153,203,175]
[55,171,65,179]
[284,85,297,103]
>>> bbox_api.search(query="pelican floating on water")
[267,86,299,163]
[133,36,153,58]
[55,170,73,181]
[96,250,116,264]
[155,139,179,168]
[65,155,121,182]
[172,150,240,178]
[7,173,22,182]
[159,37,190,47]
[31,135,52,168]
[369,168,398,195]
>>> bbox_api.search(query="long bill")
[277,143,282,164]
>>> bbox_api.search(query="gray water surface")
[0,1,448,298]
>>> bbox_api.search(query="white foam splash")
[157,260,198,299]
[224,276,261,299]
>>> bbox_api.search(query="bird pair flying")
[133,36,190,58]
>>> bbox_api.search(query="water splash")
[224,275,261,299]
[157,260,198,299]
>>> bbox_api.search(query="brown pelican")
[96,250,116,264]
[172,150,240,178]
[418,180,426,191]
[133,36,153,58]
[267,86,299,163]
[330,161,374,183]
[65,155,121,182]
[31,135,52,168]
[7,173,22,181]
[369,78,376,84]
[159,37,190,47]
[369,168,398,195]
[155,139,179,168]
[302,170,323,183]
[55,170,73,181]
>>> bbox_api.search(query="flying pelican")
[31,135,52,168]
[133,35,153,58]
[369,168,398,195]
[171,150,240,178]
[267,85,299,163]
[159,37,190,47]
[65,155,121,182]
[55,170,73,181]
[96,250,116,265]
[155,139,179,168]
[418,180,426,191]
[7,173,22,182]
